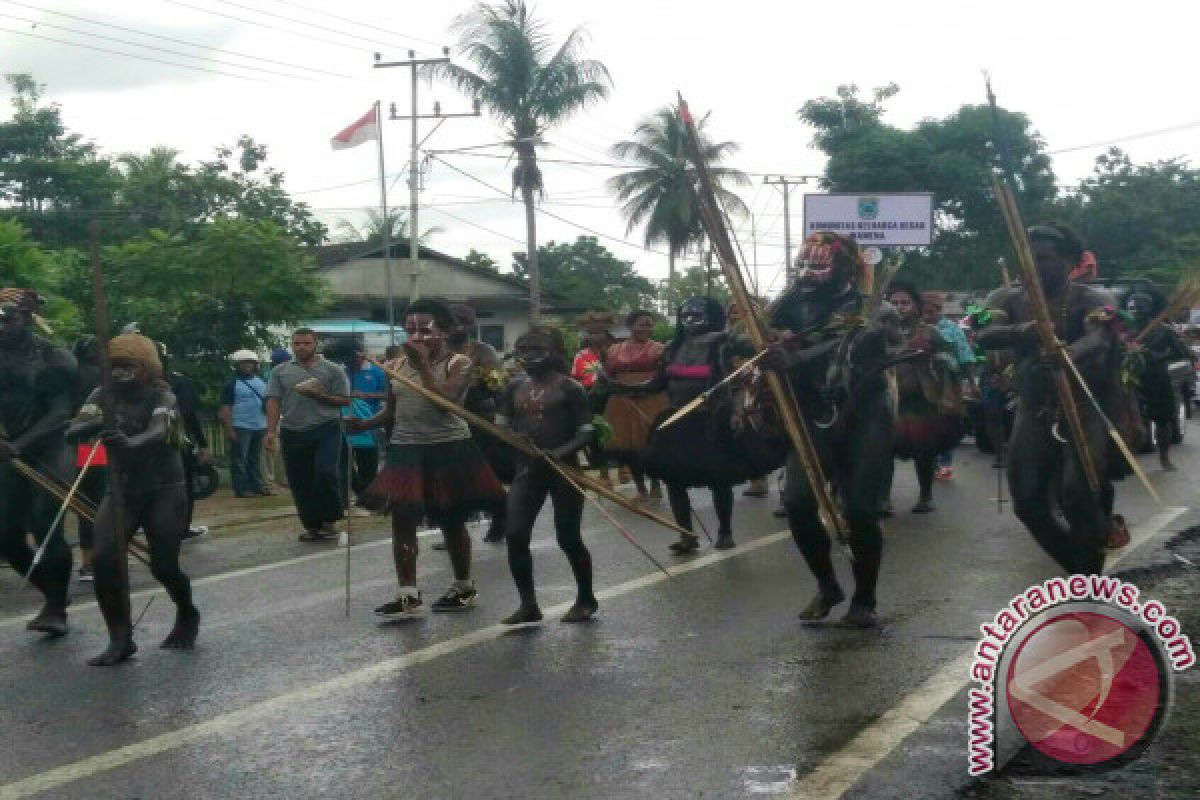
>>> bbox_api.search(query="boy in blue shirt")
[343,350,389,504]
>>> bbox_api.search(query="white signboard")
[803,192,934,247]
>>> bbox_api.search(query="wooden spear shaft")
[1133,282,1200,346]
[990,177,1100,493]
[365,357,696,542]
[676,94,847,537]
[88,220,133,620]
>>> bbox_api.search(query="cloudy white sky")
[4,0,1199,294]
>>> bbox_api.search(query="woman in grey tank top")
[349,299,503,618]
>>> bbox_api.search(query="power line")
[264,0,444,49]
[0,25,263,81]
[209,0,431,54]
[163,0,375,54]
[0,0,356,79]
[424,205,525,246]
[427,152,671,259]
[1046,119,1200,156]
[0,10,314,81]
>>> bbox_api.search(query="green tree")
[432,0,611,322]
[333,207,442,247]
[658,263,730,311]
[463,247,500,272]
[511,235,654,311]
[0,73,118,245]
[1058,148,1200,283]
[609,104,748,297]
[0,218,80,336]
[798,84,1055,289]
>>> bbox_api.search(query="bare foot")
[26,606,67,637]
[562,599,598,623]
[88,638,137,666]
[502,606,544,625]
[798,587,846,621]
[841,603,879,628]
[161,608,200,649]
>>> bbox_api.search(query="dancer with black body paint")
[500,327,598,625]
[1125,285,1192,471]
[0,288,77,636]
[66,333,198,666]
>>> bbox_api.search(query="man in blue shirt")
[219,350,269,497]
[343,350,389,504]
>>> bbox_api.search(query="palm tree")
[334,208,442,248]
[432,0,611,322]
[609,105,749,306]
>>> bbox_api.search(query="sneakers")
[431,584,477,612]
[935,466,954,481]
[375,593,423,619]
[78,565,94,582]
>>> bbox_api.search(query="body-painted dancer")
[764,233,897,627]
[500,327,598,625]
[65,334,198,666]
[976,224,1124,575]
[0,289,77,636]
[353,299,504,618]
[1125,285,1192,471]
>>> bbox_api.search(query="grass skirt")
[644,406,773,487]
[603,392,669,458]
[362,438,504,520]
[893,394,963,459]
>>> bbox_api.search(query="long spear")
[88,220,132,623]
[1133,278,1200,346]
[984,82,1100,494]
[656,348,768,430]
[675,93,847,538]
[365,357,694,546]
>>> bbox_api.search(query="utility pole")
[374,49,479,306]
[763,175,818,285]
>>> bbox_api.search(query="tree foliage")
[463,248,500,272]
[432,1,611,319]
[609,104,748,292]
[0,74,328,402]
[658,263,730,311]
[511,235,655,311]
[798,84,1055,289]
[1057,148,1200,284]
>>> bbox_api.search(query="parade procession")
[2,2,1199,798]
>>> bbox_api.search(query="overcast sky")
[4,0,1199,294]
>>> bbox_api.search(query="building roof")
[312,240,541,297]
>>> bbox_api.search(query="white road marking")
[785,505,1188,799]
[0,531,793,799]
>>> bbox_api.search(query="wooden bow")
[676,93,847,538]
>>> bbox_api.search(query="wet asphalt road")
[0,429,1196,799]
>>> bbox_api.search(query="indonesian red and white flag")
[330,105,379,151]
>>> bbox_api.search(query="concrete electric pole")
[374,49,480,305]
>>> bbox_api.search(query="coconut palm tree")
[432,0,611,321]
[609,105,749,306]
[334,208,443,248]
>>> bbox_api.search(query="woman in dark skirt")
[885,281,963,513]
[351,298,504,619]
[641,297,762,553]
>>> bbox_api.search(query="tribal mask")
[793,232,863,291]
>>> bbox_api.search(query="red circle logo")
[1006,611,1163,766]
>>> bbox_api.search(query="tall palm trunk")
[667,249,676,313]
[522,182,540,323]
[517,145,541,323]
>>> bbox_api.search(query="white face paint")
[795,244,836,287]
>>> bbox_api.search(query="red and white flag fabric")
[330,105,379,151]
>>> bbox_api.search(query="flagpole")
[375,100,396,346]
